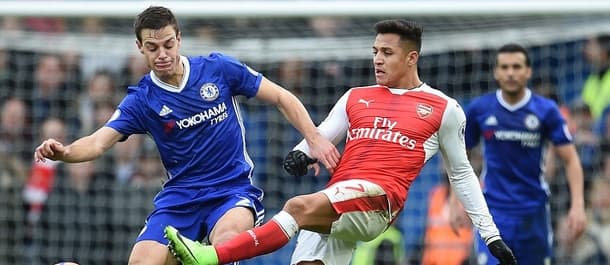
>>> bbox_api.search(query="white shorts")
[291,179,392,265]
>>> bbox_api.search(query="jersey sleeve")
[105,90,147,137]
[545,102,573,146]
[293,89,351,155]
[216,53,263,98]
[464,100,481,149]
[438,100,500,241]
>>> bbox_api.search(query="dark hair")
[374,19,423,52]
[496,43,531,66]
[134,6,180,42]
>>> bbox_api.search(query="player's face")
[494,52,532,94]
[372,33,415,88]
[137,25,182,78]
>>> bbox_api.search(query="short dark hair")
[374,19,423,52]
[497,43,531,66]
[134,6,180,42]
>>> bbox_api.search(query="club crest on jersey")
[524,114,540,130]
[200,83,219,101]
[416,103,433,118]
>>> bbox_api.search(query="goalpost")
[0,1,608,264]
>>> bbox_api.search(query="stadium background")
[0,0,609,264]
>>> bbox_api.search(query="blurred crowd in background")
[0,14,609,265]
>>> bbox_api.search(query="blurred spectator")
[118,53,149,88]
[569,102,600,188]
[193,22,218,45]
[0,102,27,264]
[556,176,610,265]
[1,16,24,38]
[421,179,474,265]
[309,16,344,38]
[0,97,33,165]
[36,159,114,265]
[0,97,30,262]
[78,17,125,80]
[581,34,610,120]
[29,54,80,138]
[93,100,117,128]
[61,51,83,91]
[23,118,66,225]
[82,98,136,183]
[307,59,350,116]
[81,17,106,35]
[78,70,117,135]
[65,161,96,194]
[112,133,143,184]
[24,16,66,33]
[596,152,610,182]
[0,48,9,100]
[130,150,164,189]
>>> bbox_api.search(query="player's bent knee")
[128,240,176,265]
[283,196,309,216]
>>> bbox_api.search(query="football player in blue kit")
[458,43,587,265]
[33,6,340,265]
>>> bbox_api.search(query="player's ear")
[135,40,144,54]
[407,50,419,66]
[493,66,500,80]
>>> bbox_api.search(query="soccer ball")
[54,262,80,265]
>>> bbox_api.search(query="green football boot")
[164,225,219,265]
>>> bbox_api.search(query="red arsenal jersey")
[294,83,499,240]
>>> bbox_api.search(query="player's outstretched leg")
[164,226,219,265]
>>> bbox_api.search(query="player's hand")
[34,138,67,162]
[565,204,587,242]
[306,134,340,174]
[283,150,318,177]
[487,239,517,265]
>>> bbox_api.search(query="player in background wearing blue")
[33,6,340,265]
[453,43,587,265]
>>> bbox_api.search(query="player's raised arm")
[255,76,340,172]
[34,126,123,163]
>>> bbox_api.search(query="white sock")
[272,211,299,239]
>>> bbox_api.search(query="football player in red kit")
[165,19,517,265]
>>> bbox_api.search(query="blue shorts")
[476,205,552,265]
[136,182,265,244]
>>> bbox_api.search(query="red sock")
[215,220,290,263]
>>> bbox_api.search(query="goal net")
[0,1,609,264]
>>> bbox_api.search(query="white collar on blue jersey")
[150,55,190,93]
[496,88,531,112]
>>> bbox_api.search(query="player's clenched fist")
[34,138,67,162]
[283,150,318,177]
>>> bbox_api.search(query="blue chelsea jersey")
[464,89,572,210]
[106,53,263,190]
